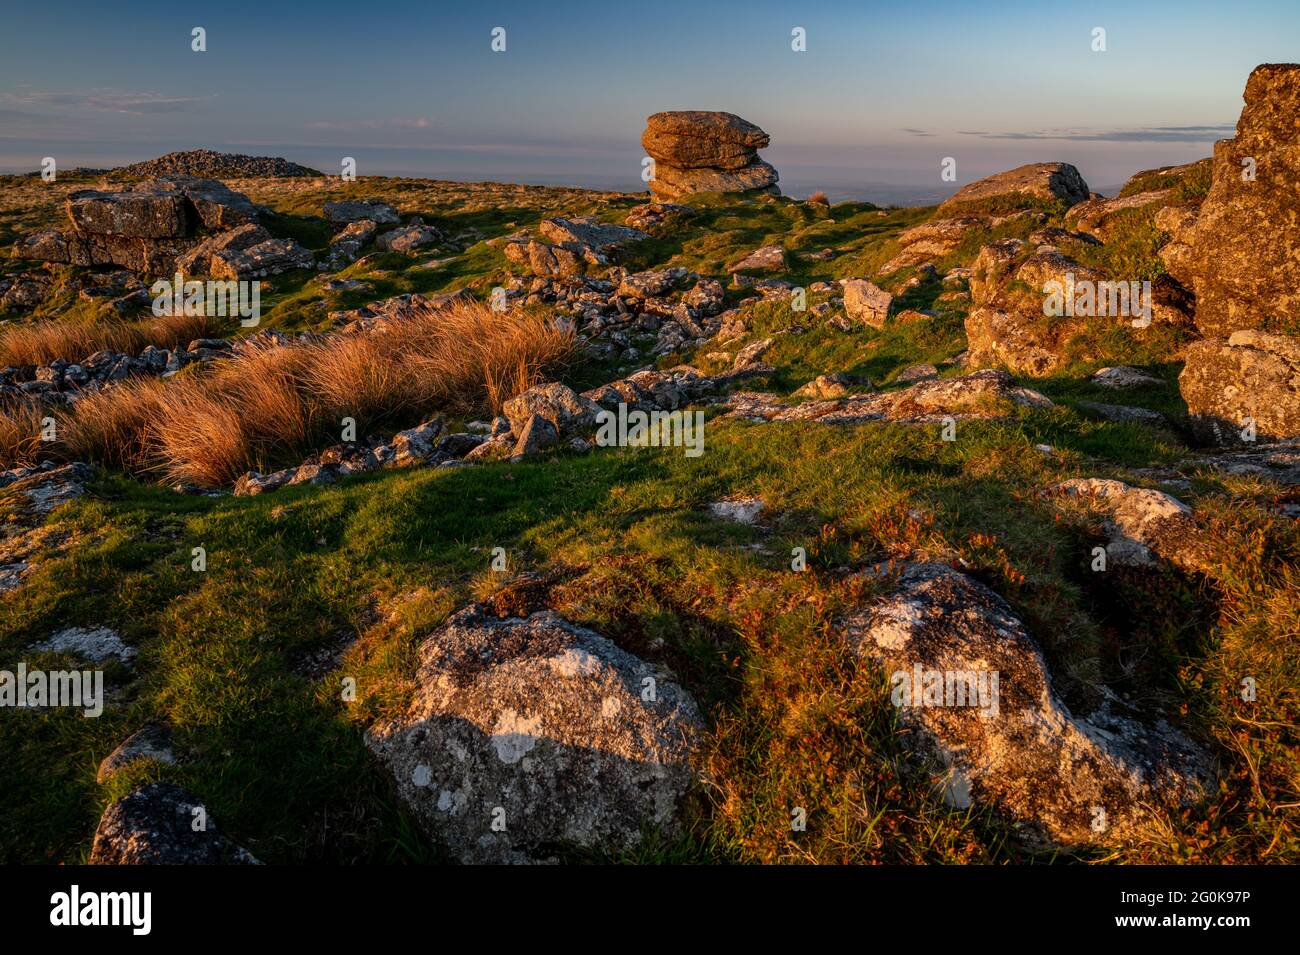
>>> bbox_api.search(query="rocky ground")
[1,74,1297,865]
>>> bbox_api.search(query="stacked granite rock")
[1161,64,1300,443]
[11,176,312,279]
[641,111,779,199]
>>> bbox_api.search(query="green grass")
[4,400,1296,864]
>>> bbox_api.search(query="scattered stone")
[896,363,939,384]
[210,237,313,279]
[1185,438,1300,486]
[1065,189,1174,240]
[381,420,445,468]
[842,279,892,328]
[1075,401,1168,426]
[1028,226,1102,248]
[624,202,693,234]
[1047,478,1205,571]
[733,337,774,368]
[965,242,1155,375]
[0,462,93,516]
[512,415,560,456]
[89,783,259,865]
[729,244,785,273]
[319,277,373,293]
[794,372,861,399]
[882,216,989,272]
[31,626,134,664]
[727,369,1051,425]
[321,219,378,269]
[97,725,176,784]
[503,382,601,437]
[617,268,690,299]
[539,217,649,260]
[174,222,272,275]
[709,497,765,524]
[376,221,442,254]
[1091,366,1164,389]
[504,239,583,277]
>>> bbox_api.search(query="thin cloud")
[899,128,935,137]
[959,124,1234,143]
[0,89,205,114]
[305,117,437,131]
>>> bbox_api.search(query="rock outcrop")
[841,563,1212,848]
[726,369,1051,425]
[365,606,703,863]
[964,239,1182,376]
[1160,64,1300,335]
[11,177,310,279]
[939,162,1090,212]
[1065,188,1174,240]
[642,111,779,199]
[1179,330,1300,445]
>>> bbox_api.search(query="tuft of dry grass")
[0,312,213,367]
[806,191,830,207]
[397,302,575,414]
[302,333,416,430]
[56,377,167,472]
[0,400,55,469]
[33,299,574,485]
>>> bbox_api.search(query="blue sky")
[1,0,1297,202]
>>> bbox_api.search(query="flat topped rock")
[67,190,188,239]
[939,162,1090,211]
[644,111,770,147]
[539,217,650,254]
[133,176,261,229]
[324,199,400,225]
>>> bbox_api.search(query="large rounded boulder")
[366,606,703,863]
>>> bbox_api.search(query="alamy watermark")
[594,403,704,458]
[890,664,1000,718]
[1043,273,1151,328]
[0,664,103,717]
[151,272,261,327]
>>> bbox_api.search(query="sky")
[1,0,1297,204]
